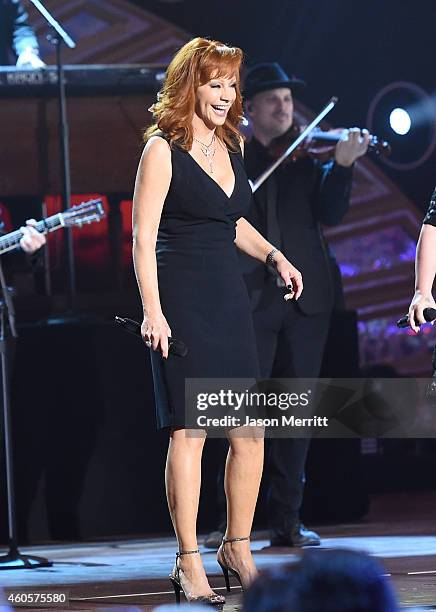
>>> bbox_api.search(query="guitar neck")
[0,213,65,255]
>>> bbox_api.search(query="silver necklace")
[193,134,216,174]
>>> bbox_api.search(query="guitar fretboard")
[0,213,63,255]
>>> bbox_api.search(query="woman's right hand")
[141,310,172,358]
[408,290,436,333]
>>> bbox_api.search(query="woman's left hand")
[275,253,303,300]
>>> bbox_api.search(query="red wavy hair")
[144,37,244,152]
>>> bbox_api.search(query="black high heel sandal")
[217,536,250,592]
[169,548,226,605]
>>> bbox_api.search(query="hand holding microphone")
[115,316,188,357]
[397,306,436,331]
[399,289,436,333]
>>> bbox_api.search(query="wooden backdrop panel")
[0,94,154,195]
[28,0,190,65]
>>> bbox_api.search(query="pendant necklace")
[193,134,216,174]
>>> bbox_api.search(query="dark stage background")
[0,0,435,544]
[131,0,436,211]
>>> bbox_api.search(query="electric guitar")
[0,198,105,255]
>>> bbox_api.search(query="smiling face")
[247,87,294,143]
[195,73,238,129]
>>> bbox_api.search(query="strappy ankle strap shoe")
[217,536,250,592]
[169,548,225,605]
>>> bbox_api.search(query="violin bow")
[251,96,338,193]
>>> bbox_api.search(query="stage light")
[367,82,436,170]
[389,108,411,135]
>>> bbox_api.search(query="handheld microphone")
[396,307,436,329]
[115,316,188,357]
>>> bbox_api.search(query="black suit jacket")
[241,138,354,315]
[0,0,38,65]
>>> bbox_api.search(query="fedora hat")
[243,62,306,99]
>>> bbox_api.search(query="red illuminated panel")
[0,202,14,234]
[120,199,133,268]
[44,194,109,269]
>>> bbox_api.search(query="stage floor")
[0,492,435,611]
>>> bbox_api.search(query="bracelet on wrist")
[266,248,280,267]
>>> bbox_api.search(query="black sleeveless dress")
[149,137,260,429]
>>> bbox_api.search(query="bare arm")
[234,137,275,264]
[408,223,436,332]
[132,136,173,357]
[235,216,276,264]
[416,224,436,294]
[235,217,303,300]
[235,136,303,299]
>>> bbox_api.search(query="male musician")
[241,63,369,547]
[0,2,45,257]
[204,63,369,550]
[0,0,44,67]
[408,187,436,332]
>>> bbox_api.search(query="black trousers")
[215,281,331,535]
[253,284,330,535]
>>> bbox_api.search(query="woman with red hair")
[132,38,302,604]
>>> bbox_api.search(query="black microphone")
[396,307,436,329]
[115,316,188,357]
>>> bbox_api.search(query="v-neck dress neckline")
[186,149,236,200]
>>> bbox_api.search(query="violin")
[268,124,392,163]
[250,97,391,194]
